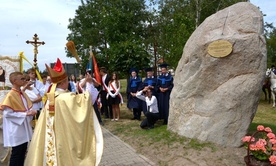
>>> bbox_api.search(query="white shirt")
[102,74,108,91]
[2,94,33,147]
[108,80,120,96]
[79,79,99,104]
[42,82,51,94]
[23,86,41,111]
[136,90,159,113]
[34,79,44,109]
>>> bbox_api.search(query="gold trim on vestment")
[25,91,98,166]
[0,88,32,111]
[45,111,57,166]
[47,84,57,114]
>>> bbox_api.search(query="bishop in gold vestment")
[24,58,103,166]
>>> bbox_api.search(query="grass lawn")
[250,97,276,133]
[102,79,276,165]
[105,79,276,150]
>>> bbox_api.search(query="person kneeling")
[136,87,159,129]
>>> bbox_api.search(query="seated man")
[136,87,159,129]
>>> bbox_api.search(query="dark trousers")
[100,91,113,119]
[145,112,159,127]
[93,102,102,123]
[133,108,141,120]
[10,142,28,166]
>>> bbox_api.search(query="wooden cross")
[26,34,45,69]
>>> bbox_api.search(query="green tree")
[67,0,254,73]
[157,0,194,69]
[67,0,150,77]
[265,23,276,67]
[154,0,249,69]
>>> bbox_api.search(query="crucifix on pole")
[26,34,45,69]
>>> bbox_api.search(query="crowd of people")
[0,58,103,166]
[71,62,174,130]
[126,63,174,129]
[0,58,174,165]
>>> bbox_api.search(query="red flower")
[257,125,265,131]
[268,133,276,139]
[270,155,276,165]
[242,136,255,143]
[265,127,273,133]
[242,125,276,164]
[270,139,276,145]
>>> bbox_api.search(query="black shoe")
[163,121,168,125]
[137,118,141,121]
[131,117,137,120]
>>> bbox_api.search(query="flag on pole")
[86,56,93,71]
[92,54,101,85]
[89,46,101,85]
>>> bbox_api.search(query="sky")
[0,0,275,71]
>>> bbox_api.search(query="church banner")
[0,55,21,104]
[0,55,20,88]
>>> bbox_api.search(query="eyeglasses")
[19,78,26,81]
[26,79,30,81]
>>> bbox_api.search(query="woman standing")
[69,74,77,93]
[107,72,122,121]
[127,68,142,120]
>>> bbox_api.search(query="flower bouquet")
[242,125,276,166]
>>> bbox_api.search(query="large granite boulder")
[168,2,266,147]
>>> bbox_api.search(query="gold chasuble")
[24,91,103,166]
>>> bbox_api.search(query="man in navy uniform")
[127,68,142,120]
[140,67,158,115]
[157,63,174,125]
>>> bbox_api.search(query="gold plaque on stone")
[207,40,232,58]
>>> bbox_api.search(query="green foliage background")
[65,0,276,77]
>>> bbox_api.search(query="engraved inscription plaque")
[207,40,232,58]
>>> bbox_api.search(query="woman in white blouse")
[136,87,159,129]
[107,72,123,121]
